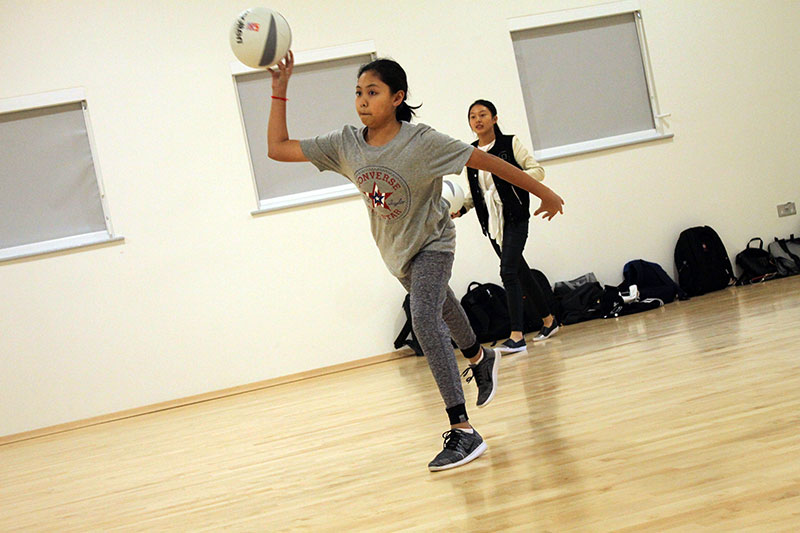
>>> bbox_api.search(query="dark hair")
[468,99,503,137]
[358,58,421,122]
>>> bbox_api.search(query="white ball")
[442,180,465,213]
[230,7,292,69]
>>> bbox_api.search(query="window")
[509,0,672,160]
[0,88,121,262]
[231,41,376,213]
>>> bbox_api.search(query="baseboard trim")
[0,348,414,446]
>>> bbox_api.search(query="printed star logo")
[365,181,392,210]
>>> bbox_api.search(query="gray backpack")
[767,236,800,276]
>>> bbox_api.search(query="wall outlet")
[777,202,796,217]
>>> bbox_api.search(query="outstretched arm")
[465,148,564,220]
[267,51,308,162]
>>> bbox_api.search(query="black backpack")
[393,294,424,356]
[674,226,734,296]
[735,238,778,285]
[598,285,665,318]
[460,282,511,343]
[557,281,604,325]
[621,259,688,303]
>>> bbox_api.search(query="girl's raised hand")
[270,50,294,95]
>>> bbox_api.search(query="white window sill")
[0,232,124,263]
[534,129,673,161]
[252,183,359,215]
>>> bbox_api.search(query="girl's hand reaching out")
[533,189,564,221]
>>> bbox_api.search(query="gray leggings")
[398,251,477,409]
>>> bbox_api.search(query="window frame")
[508,0,672,161]
[230,40,376,214]
[0,87,122,263]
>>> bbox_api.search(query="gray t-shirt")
[300,122,474,278]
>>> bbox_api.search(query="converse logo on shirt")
[355,166,410,221]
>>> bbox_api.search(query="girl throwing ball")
[267,53,563,471]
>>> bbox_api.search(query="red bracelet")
[271,96,288,101]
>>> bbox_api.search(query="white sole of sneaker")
[477,351,500,408]
[533,326,560,342]
[497,345,528,355]
[428,441,488,472]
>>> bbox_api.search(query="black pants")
[490,218,551,332]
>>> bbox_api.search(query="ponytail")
[358,58,421,122]
[396,101,417,123]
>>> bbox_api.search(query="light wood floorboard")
[2,277,799,531]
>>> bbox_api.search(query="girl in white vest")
[454,100,561,354]
[267,53,564,471]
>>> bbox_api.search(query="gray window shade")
[235,54,371,211]
[1,102,109,250]
[512,11,668,160]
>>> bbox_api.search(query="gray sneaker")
[428,428,487,471]
[461,347,500,408]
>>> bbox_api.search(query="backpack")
[735,238,778,284]
[554,272,599,296]
[557,281,604,325]
[674,226,734,296]
[460,282,511,343]
[599,285,665,318]
[393,294,424,356]
[767,236,800,277]
[621,259,688,303]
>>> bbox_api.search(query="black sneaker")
[533,320,560,341]
[461,347,500,408]
[428,428,487,472]
[496,337,527,354]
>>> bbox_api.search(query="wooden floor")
[2,277,800,532]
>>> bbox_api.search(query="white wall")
[1,0,798,437]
